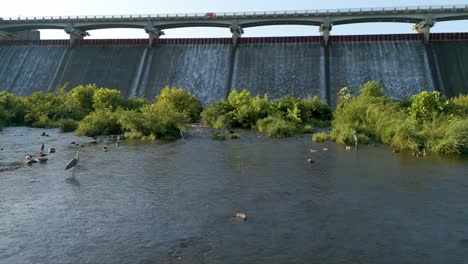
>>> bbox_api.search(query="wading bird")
[65,150,79,170]
[353,130,358,148]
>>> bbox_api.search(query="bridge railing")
[1,5,468,22]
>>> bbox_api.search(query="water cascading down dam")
[1,5,468,105]
[1,33,468,105]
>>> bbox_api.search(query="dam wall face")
[0,46,66,96]
[1,34,467,105]
[54,46,146,97]
[328,41,435,105]
[232,42,324,100]
[139,44,231,104]
[431,41,468,97]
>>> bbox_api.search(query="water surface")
[0,127,467,263]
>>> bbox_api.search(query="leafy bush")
[0,91,25,126]
[201,99,234,129]
[157,86,203,122]
[312,132,331,143]
[359,81,385,97]
[92,88,127,111]
[76,109,121,136]
[23,91,64,127]
[257,116,297,138]
[228,89,270,128]
[119,100,190,140]
[409,91,448,122]
[59,118,78,132]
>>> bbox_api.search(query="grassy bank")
[314,81,468,155]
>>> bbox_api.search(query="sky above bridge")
[1,0,468,39]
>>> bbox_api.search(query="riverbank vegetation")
[1,82,467,155]
[201,89,332,138]
[319,81,468,155]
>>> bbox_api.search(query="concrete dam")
[1,33,467,105]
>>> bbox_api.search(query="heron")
[65,150,79,170]
[353,130,358,148]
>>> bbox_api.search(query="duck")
[307,159,315,163]
[23,154,37,165]
[233,212,247,221]
[48,147,56,153]
[323,147,328,151]
[345,146,352,151]
[309,149,317,153]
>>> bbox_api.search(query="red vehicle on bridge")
[206,12,216,19]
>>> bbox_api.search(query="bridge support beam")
[319,17,332,47]
[230,23,244,47]
[65,25,89,47]
[145,26,164,48]
[0,31,16,40]
[413,14,435,44]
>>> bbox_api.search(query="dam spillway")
[1,33,468,105]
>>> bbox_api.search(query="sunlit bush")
[76,109,121,136]
[157,86,202,122]
[0,91,25,127]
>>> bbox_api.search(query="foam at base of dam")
[138,44,231,104]
[328,41,435,106]
[431,41,468,97]
[232,43,324,99]
[0,46,66,96]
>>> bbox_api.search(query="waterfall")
[328,41,435,106]
[231,42,323,99]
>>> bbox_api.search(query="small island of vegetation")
[0,81,466,155]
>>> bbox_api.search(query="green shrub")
[119,100,190,140]
[92,88,127,111]
[301,97,332,122]
[59,118,78,132]
[76,109,121,136]
[66,84,97,118]
[228,89,270,128]
[201,99,234,129]
[312,132,331,143]
[409,91,448,123]
[301,124,314,133]
[257,116,297,138]
[359,81,385,97]
[157,86,203,122]
[0,91,25,126]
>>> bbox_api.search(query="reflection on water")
[0,127,467,263]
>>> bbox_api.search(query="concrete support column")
[230,23,244,47]
[144,26,164,48]
[319,17,332,47]
[65,24,89,47]
[413,14,435,45]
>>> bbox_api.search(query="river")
[0,126,467,263]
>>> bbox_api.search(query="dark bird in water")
[65,150,79,170]
[40,143,45,152]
